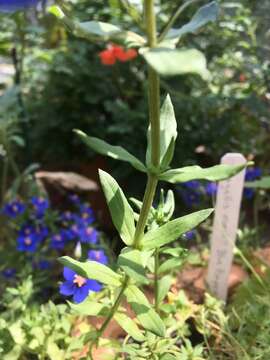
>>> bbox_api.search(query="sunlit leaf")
[99,170,136,245]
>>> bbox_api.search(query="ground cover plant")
[0,1,270,360]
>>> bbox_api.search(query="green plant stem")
[154,249,160,313]
[92,0,161,344]
[234,247,266,289]
[97,276,129,338]
[134,174,158,248]
[1,159,8,205]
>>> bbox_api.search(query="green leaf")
[166,2,219,41]
[160,355,177,360]
[118,248,149,285]
[130,197,155,214]
[163,190,175,221]
[59,256,122,287]
[75,130,146,173]
[161,247,187,258]
[49,6,145,47]
[158,257,186,274]
[157,275,173,304]
[125,285,165,337]
[99,170,136,245]
[68,299,109,316]
[142,48,209,79]
[245,176,270,189]
[146,95,177,169]
[114,312,145,342]
[159,163,247,183]
[141,209,213,250]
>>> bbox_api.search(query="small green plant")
[48,1,249,358]
[1,0,251,359]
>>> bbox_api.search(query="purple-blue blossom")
[88,249,108,264]
[181,190,200,207]
[2,268,16,279]
[245,167,262,182]
[78,226,99,244]
[3,199,25,218]
[205,182,217,196]
[50,232,66,250]
[79,204,95,224]
[31,196,49,218]
[0,0,40,12]
[17,233,39,252]
[184,230,196,240]
[59,267,102,303]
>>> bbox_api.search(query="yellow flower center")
[73,275,87,288]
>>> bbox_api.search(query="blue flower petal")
[73,286,89,303]
[60,281,75,296]
[87,279,102,292]
[63,267,76,281]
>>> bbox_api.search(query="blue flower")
[184,230,196,240]
[181,190,200,207]
[79,204,95,225]
[245,167,262,181]
[60,211,75,223]
[0,0,39,12]
[31,196,49,218]
[183,181,201,190]
[50,232,66,250]
[61,228,75,241]
[88,249,108,264]
[78,226,98,244]
[59,267,102,303]
[19,223,35,236]
[2,268,16,279]
[37,260,51,270]
[69,194,81,205]
[17,233,38,252]
[244,188,255,200]
[3,199,25,218]
[244,167,261,199]
[205,182,217,196]
[35,224,49,241]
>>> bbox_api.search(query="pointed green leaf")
[49,6,145,47]
[147,95,177,169]
[68,300,109,316]
[125,285,165,337]
[118,248,149,285]
[160,355,177,360]
[130,197,154,214]
[59,256,122,287]
[141,209,213,250]
[157,275,173,304]
[163,190,175,221]
[114,312,145,342]
[245,176,270,189]
[75,130,146,173]
[159,163,247,183]
[142,48,210,79]
[99,170,135,245]
[161,247,187,258]
[158,257,186,275]
[166,2,219,41]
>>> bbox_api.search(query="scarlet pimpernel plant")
[2,0,250,358]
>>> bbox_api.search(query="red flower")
[99,48,117,66]
[99,44,137,66]
[239,73,246,83]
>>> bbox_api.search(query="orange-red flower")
[99,44,137,66]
